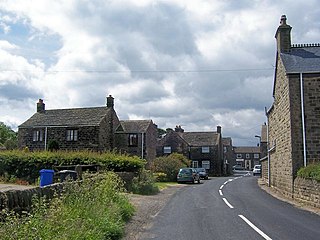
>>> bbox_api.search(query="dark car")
[177,168,201,184]
[195,168,209,180]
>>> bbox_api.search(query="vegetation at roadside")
[0,172,134,240]
[129,169,159,195]
[297,162,320,181]
[155,181,178,190]
[150,153,191,182]
[0,150,145,184]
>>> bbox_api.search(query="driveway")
[0,183,36,192]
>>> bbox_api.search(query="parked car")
[253,165,261,176]
[177,168,201,184]
[195,168,209,180]
[232,165,245,171]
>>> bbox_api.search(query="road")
[141,171,320,240]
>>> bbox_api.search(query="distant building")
[156,126,224,176]
[233,146,260,170]
[267,15,320,197]
[222,137,234,174]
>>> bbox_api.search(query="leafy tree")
[0,122,17,149]
[150,153,191,182]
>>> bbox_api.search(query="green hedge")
[297,163,320,181]
[0,150,145,183]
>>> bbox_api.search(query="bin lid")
[39,169,54,173]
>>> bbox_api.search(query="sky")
[0,0,320,146]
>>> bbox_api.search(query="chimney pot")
[106,95,114,108]
[217,126,221,134]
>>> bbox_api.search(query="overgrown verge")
[0,150,145,183]
[0,172,134,240]
[297,162,320,181]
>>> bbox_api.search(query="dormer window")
[202,146,210,153]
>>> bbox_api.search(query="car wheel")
[198,178,201,184]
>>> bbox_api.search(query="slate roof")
[222,137,232,146]
[180,132,219,146]
[281,46,320,73]
[19,107,112,128]
[117,120,153,133]
[233,146,260,153]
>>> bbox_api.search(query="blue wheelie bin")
[39,169,55,187]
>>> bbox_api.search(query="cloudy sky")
[0,0,320,146]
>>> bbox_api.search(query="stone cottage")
[267,15,320,197]
[115,120,158,163]
[18,96,157,162]
[156,125,224,176]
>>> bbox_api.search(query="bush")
[297,162,320,181]
[150,153,191,182]
[0,172,134,239]
[153,172,167,182]
[0,150,145,184]
[129,169,159,195]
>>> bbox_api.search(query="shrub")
[297,162,320,181]
[129,169,159,195]
[150,153,191,182]
[0,172,134,239]
[153,172,167,182]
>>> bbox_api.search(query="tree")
[0,122,17,150]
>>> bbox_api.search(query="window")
[66,129,78,141]
[246,153,250,159]
[163,146,171,154]
[33,130,43,142]
[202,146,210,153]
[254,153,260,159]
[192,161,198,168]
[129,134,138,146]
[223,146,227,153]
[236,154,242,159]
[202,160,210,169]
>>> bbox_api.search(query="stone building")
[233,146,260,170]
[18,96,157,162]
[267,15,320,197]
[18,96,119,152]
[115,120,158,163]
[156,126,224,176]
[222,137,235,174]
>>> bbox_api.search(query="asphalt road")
[141,171,320,240]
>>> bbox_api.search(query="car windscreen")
[179,169,192,174]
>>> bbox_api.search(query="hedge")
[297,162,320,181]
[0,150,145,183]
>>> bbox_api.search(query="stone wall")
[294,177,320,209]
[268,56,294,198]
[260,157,268,183]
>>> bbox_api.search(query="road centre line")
[219,190,223,196]
[219,185,224,190]
[238,215,272,240]
[222,198,234,208]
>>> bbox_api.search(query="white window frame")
[236,154,242,159]
[163,146,171,154]
[67,129,78,141]
[192,161,198,168]
[254,153,259,159]
[129,134,138,146]
[202,160,210,170]
[33,130,43,142]
[246,153,250,159]
[202,146,210,153]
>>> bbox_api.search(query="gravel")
[123,184,185,240]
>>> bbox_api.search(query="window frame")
[201,146,210,153]
[254,153,260,159]
[66,129,78,141]
[128,133,138,147]
[246,153,250,159]
[236,154,242,159]
[192,161,199,168]
[33,130,43,142]
[202,160,210,170]
[163,146,171,154]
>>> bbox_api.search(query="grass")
[155,182,178,190]
[0,172,134,240]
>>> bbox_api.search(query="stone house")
[156,125,224,176]
[222,137,235,174]
[18,96,119,152]
[115,120,158,163]
[18,96,157,162]
[267,15,320,197]
[233,146,260,170]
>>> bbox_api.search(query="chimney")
[217,126,221,134]
[174,125,184,133]
[37,99,45,113]
[106,95,114,108]
[275,15,292,53]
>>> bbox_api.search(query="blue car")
[195,168,209,180]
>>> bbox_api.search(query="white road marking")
[222,198,234,208]
[219,190,223,196]
[238,215,272,240]
[219,185,224,190]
